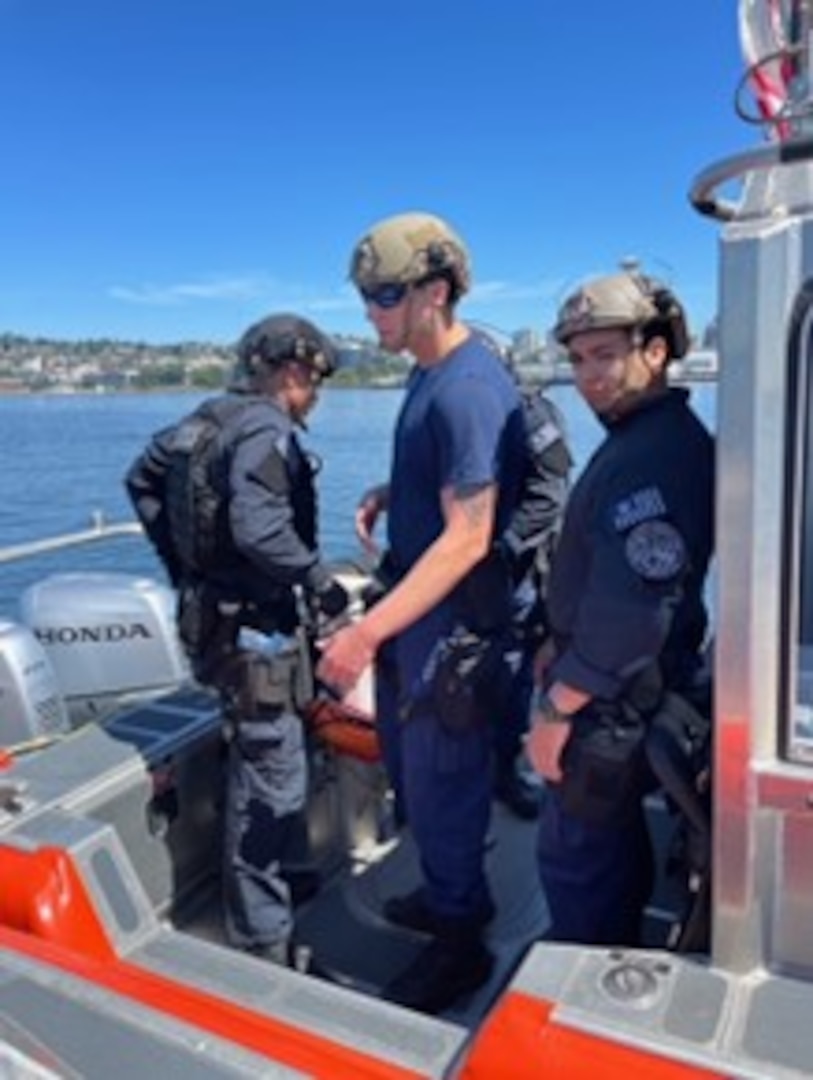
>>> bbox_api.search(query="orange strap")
[306,698,380,762]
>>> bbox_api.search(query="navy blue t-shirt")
[387,335,525,575]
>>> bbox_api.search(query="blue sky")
[0,2,750,345]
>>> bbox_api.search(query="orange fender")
[0,843,115,961]
[458,991,726,1080]
[0,842,424,1078]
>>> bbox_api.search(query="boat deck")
[0,684,685,1043]
[174,795,548,1028]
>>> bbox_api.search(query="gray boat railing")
[0,512,143,566]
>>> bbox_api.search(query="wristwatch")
[533,690,569,725]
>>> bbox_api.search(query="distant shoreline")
[0,383,410,398]
[0,371,718,398]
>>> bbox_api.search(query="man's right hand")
[317,620,378,696]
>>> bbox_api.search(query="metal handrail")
[0,513,143,566]
[690,137,813,221]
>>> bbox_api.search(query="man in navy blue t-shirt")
[318,211,526,1014]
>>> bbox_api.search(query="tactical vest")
[162,395,251,579]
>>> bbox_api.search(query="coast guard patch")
[612,486,667,532]
[625,520,687,582]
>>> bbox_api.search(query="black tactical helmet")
[349,211,471,302]
[553,272,690,360]
[232,313,337,389]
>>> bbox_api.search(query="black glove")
[313,577,351,621]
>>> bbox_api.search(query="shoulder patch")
[625,520,687,582]
[612,486,667,532]
[529,420,565,457]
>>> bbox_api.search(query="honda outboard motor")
[20,572,190,726]
[0,620,70,747]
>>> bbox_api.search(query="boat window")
[791,292,813,763]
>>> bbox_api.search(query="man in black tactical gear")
[126,312,348,966]
[526,272,714,947]
[495,355,572,820]
[469,327,573,820]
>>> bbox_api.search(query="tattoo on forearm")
[460,488,491,527]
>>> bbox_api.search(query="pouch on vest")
[176,583,242,684]
[217,649,306,721]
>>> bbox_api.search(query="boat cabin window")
[791,295,813,763]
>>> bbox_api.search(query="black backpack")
[127,395,252,584]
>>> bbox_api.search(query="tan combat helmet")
[231,313,337,390]
[349,211,471,302]
[554,272,690,359]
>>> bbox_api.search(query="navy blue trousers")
[537,787,655,946]
[493,633,533,773]
[376,616,494,924]
[493,581,540,773]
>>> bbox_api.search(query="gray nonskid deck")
[177,798,549,1028]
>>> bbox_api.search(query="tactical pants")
[493,634,533,775]
[221,707,308,952]
[376,613,494,925]
[493,581,540,773]
[536,785,655,946]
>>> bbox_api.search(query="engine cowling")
[0,619,70,747]
[20,572,190,726]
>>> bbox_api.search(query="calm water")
[0,383,716,621]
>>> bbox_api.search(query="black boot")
[383,887,495,935]
[384,929,495,1014]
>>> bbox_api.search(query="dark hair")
[640,318,679,358]
[415,269,461,306]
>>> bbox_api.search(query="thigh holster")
[558,705,650,826]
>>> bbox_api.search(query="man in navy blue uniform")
[317,211,526,1013]
[526,272,714,946]
[126,314,348,966]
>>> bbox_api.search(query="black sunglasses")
[359,281,411,309]
[360,272,446,310]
